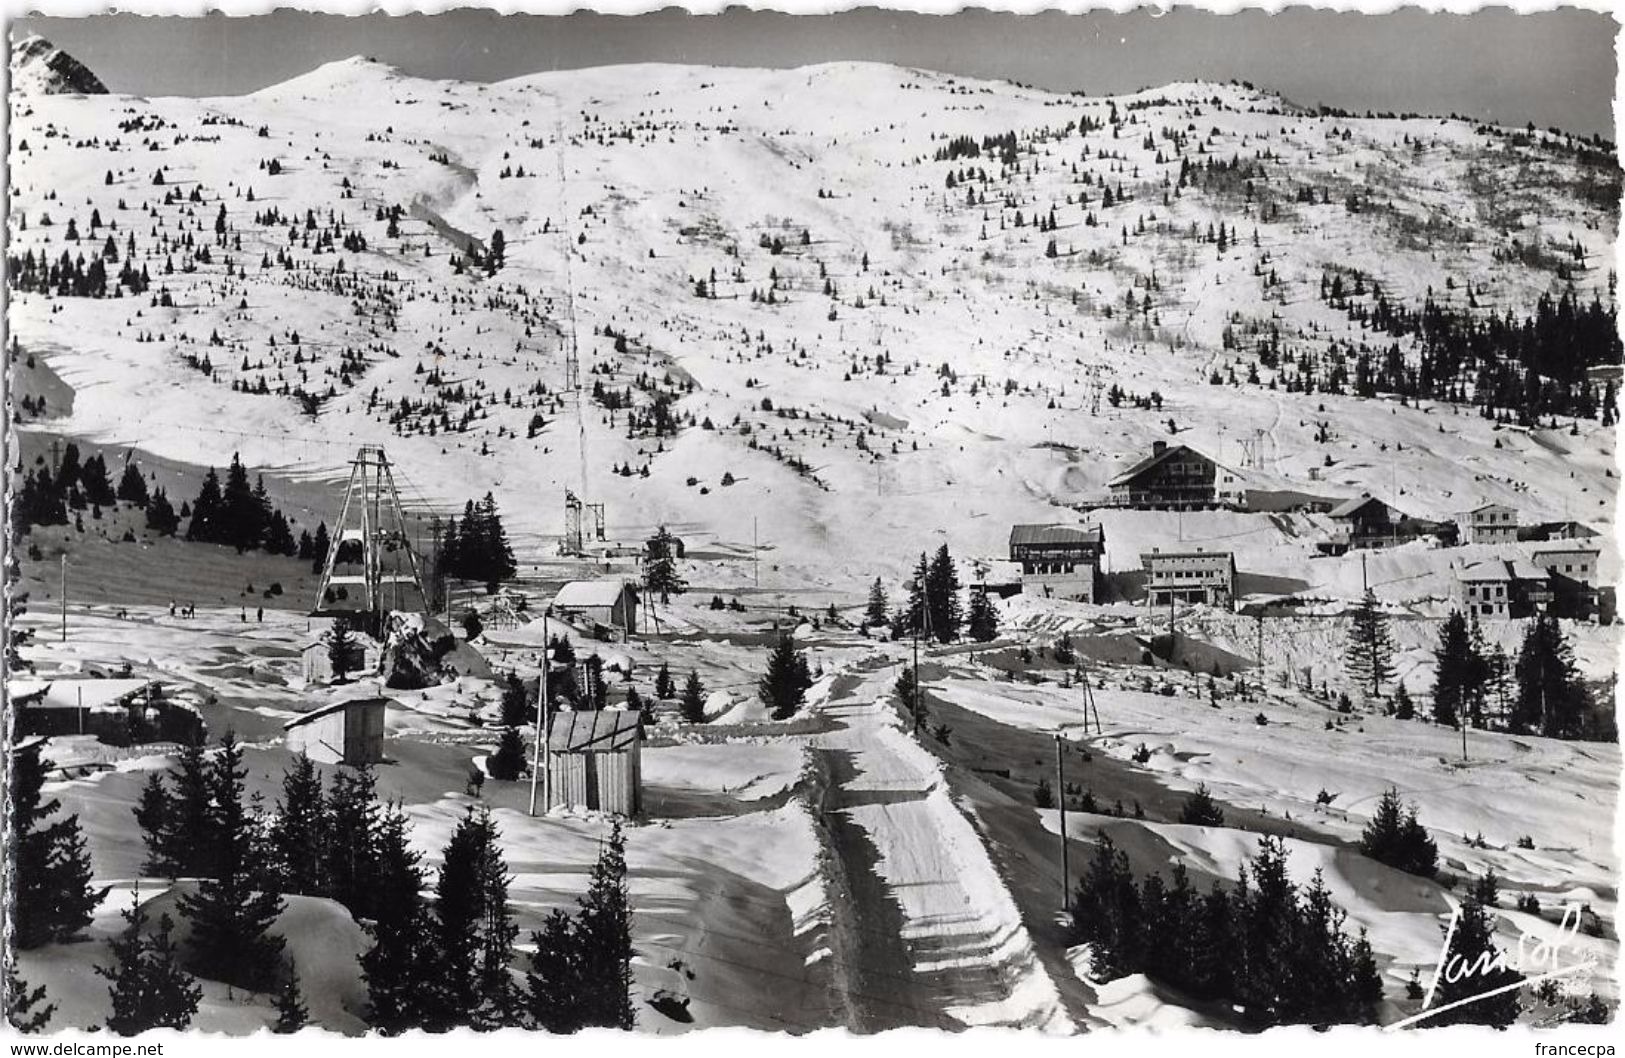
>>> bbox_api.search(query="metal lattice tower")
[313,446,428,627]
[559,489,606,557]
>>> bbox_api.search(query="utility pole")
[1256,614,1264,678]
[1361,551,1369,594]
[59,555,66,642]
[753,517,760,588]
[1055,734,1069,909]
[529,607,552,816]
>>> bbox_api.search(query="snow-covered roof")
[1534,545,1601,558]
[1457,561,1512,582]
[8,678,157,711]
[1107,443,1228,487]
[1008,523,1103,547]
[284,697,389,730]
[1328,494,1387,519]
[552,579,634,609]
[1465,502,1518,516]
[1507,559,1549,582]
[547,709,641,753]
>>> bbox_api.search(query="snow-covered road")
[812,662,1075,1031]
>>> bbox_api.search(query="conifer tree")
[1070,834,1142,980]
[327,616,357,683]
[925,544,963,643]
[901,552,930,636]
[323,765,382,919]
[11,742,105,949]
[574,821,635,1028]
[654,662,676,701]
[185,467,225,544]
[97,897,201,1035]
[966,588,999,642]
[1432,610,1474,726]
[1513,615,1589,739]
[116,459,149,508]
[1344,589,1396,699]
[4,954,53,1032]
[1392,680,1415,720]
[679,670,707,723]
[499,671,529,728]
[1358,788,1437,877]
[177,733,286,991]
[360,803,435,1034]
[627,686,654,728]
[644,526,687,602]
[526,821,635,1031]
[145,487,179,536]
[270,754,328,897]
[310,521,330,575]
[864,577,888,627]
[1178,784,1226,827]
[430,806,520,1030]
[220,454,261,551]
[272,961,310,1033]
[758,635,812,719]
[488,727,527,781]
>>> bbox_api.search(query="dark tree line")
[1071,834,1383,1028]
[133,740,635,1034]
[897,545,964,643]
[185,452,298,556]
[1322,282,1620,423]
[362,806,635,1035]
[1432,610,1607,740]
[439,492,517,587]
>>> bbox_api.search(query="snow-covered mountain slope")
[7,47,1619,592]
[9,34,106,95]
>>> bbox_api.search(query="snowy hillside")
[8,46,1618,594]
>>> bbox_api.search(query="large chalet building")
[1106,441,1244,510]
[1007,523,1104,602]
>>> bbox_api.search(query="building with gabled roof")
[1008,523,1104,602]
[1106,441,1244,510]
[552,579,639,635]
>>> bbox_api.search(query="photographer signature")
[1387,903,1601,1030]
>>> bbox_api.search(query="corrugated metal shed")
[546,709,642,816]
[548,708,642,751]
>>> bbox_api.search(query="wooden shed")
[547,709,642,816]
[551,579,640,635]
[283,697,389,765]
